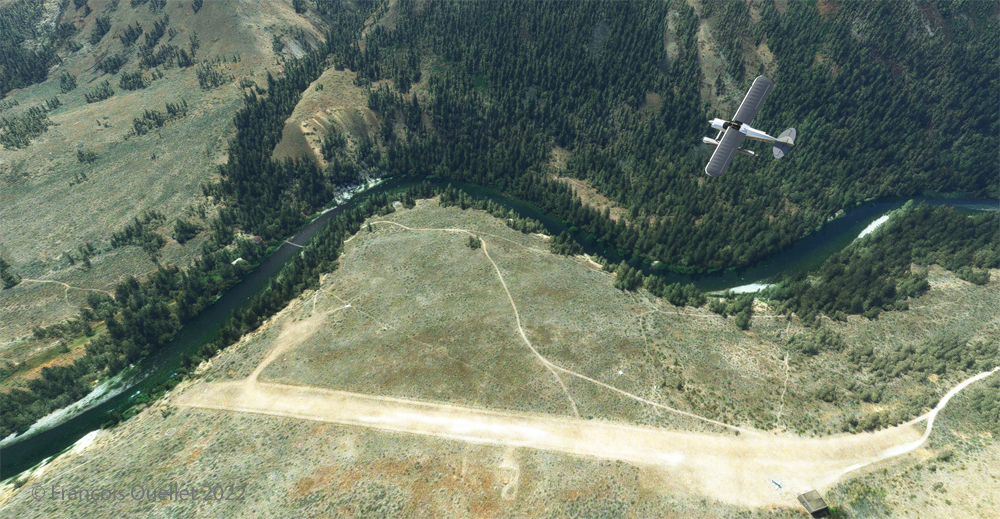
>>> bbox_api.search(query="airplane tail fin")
[777,127,796,145]
[772,128,796,159]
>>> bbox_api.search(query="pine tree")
[0,257,22,288]
[59,73,77,93]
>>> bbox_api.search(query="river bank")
[0,178,395,480]
[0,368,131,449]
[1,180,995,480]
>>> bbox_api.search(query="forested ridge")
[188,0,997,274]
[0,0,60,98]
[770,202,999,323]
[202,3,375,241]
[350,0,997,270]
[4,0,995,270]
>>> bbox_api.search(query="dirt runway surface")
[174,217,999,509]
[176,378,929,508]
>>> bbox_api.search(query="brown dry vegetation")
[0,328,94,392]
[0,405,812,518]
[271,67,379,167]
[271,0,409,166]
[548,146,628,223]
[1,202,996,518]
[208,200,999,438]
[0,0,327,345]
[825,385,1000,519]
[691,0,779,115]
[664,7,681,63]
[1,200,997,517]
[817,0,842,21]
[211,200,773,432]
[550,173,628,223]
[0,381,993,517]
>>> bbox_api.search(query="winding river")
[1,176,995,479]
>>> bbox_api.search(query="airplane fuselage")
[708,118,777,143]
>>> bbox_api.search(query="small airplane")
[703,75,796,177]
[771,479,783,490]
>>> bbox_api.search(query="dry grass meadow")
[4,390,993,518]
[215,200,1000,438]
[1,200,996,518]
[271,66,379,167]
[211,199,798,434]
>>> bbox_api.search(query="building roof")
[797,490,829,515]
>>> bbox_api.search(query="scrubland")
[2,200,995,518]
[0,0,326,345]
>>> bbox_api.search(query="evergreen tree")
[0,257,21,288]
[59,73,77,93]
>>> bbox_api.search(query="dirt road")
[176,376,959,508]
[173,219,999,509]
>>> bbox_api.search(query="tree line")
[437,185,546,235]
[350,0,995,272]
[0,105,53,149]
[768,202,998,323]
[0,0,60,97]
[0,0,385,440]
[0,231,268,438]
[0,256,22,288]
[131,99,188,136]
[202,2,377,243]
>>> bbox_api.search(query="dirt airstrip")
[3,200,997,518]
[172,200,995,509]
[177,376,951,509]
[174,202,996,507]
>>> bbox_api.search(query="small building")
[797,490,829,517]
[250,235,264,245]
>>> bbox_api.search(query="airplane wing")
[704,126,745,177]
[732,75,774,126]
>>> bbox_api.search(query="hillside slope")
[0,0,325,345]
